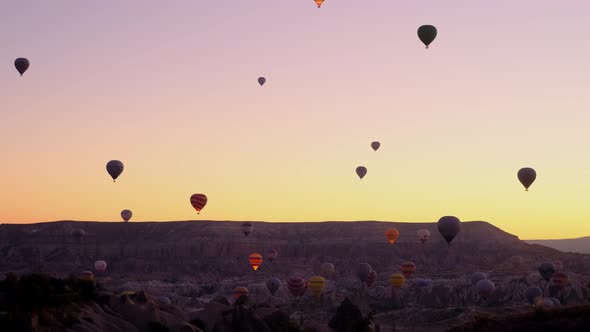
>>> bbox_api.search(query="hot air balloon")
[356,166,367,179]
[106,160,124,182]
[371,141,380,151]
[385,228,400,244]
[510,255,524,268]
[190,194,207,214]
[308,276,326,297]
[258,77,266,86]
[266,277,281,296]
[401,262,416,278]
[79,271,94,282]
[417,25,437,49]
[241,223,253,237]
[553,260,563,271]
[547,297,561,307]
[540,298,555,308]
[357,263,372,282]
[525,287,543,305]
[437,216,461,246]
[550,272,569,290]
[121,209,132,222]
[287,277,306,297]
[471,272,487,286]
[538,262,556,281]
[416,279,432,288]
[266,249,278,262]
[390,273,405,289]
[517,167,536,191]
[233,286,249,299]
[366,270,377,287]
[314,0,324,8]
[321,262,335,277]
[71,229,85,239]
[94,260,107,272]
[14,58,30,76]
[249,253,263,271]
[417,229,430,244]
[476,279,495,300]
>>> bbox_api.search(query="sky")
[1,0,590,239]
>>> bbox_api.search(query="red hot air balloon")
[190,194,207,214]
[249,253,263,271]
[288,276,306,296]
[401,262,416,278]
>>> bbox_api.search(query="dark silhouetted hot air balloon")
[266,277,281,296]
[371,141,380,151]
[106,160,124,182]
[308,276,326,297]
[249,253,262,271]
[550,272,569,290]
[288,277,306,296]
[385,228,400,244]
[471,272,487,286]
[233,286,249,299]
[121,209,132,222]
[356,166,367,179]
[476,279,495,299]
[241,223,253,237]
[437,216,461,246]
[314,0,324,8]
[357,263,372,282]
[526,287,543,305]
[15,58,30,76]
[266,249,278,262]
[417,229,430,244]
[321,262,335,277]
[258,77,266,86]
[417,25,437,49]
[401,262,416,278]
[94,260,107,272]
[71,229,85,239]
[390,273,405,289]
[547,297,561,306]
[538,262,556,281]
[366,270,377,287]
[190,194,207,214]
[517,167,536,191]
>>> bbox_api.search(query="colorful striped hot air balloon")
[79,271,94,282]
[308,276,326,297]
[233,286,249,299]
[249,253,263,271]
[190,194,207,214]
[390,273,405,289]
[287,277,306,297]
[366,270,377,287]
[401,262,416,278]
[385,228,400,244]
[314,0,324,8]
[266,249,278,262]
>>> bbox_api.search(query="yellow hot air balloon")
[390,273,405,289]
[314,0,325,8]
[385,228,400,244]
[249,253,263,271]
[308,276,326,297]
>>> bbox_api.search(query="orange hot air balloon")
[190,194,207,214]
[249,253,263,271]
[314,0,324,8]
[233,286,249,299]
[385,228,400,244]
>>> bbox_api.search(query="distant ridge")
[525,237,590,254]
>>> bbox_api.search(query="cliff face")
[0,220,588,279]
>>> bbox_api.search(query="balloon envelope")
[233,286,249,299]
[371,141,380,151]
[476,279,495,299]
[356,166,367,179]
[417,25,437,48]
[314,0,324,8]
[366,270,377,287]
[190,194,208,214]
[79,271,94,282]
[390,273,405,288]
[401,262,416,278]
[538,262,556,281]
[517,167,536,191]
[385,228,400,244]
[308,276,326,295]
[321,262,335,277]
[249,253,263,271]
[94,260,107,271]
[287,277,306,296]
[550,272,569,290]
[437,216,461,245]
[266,249,278,262]
[14,58,30,76]
[121,209,132,222]
[417,229,430,243]
[526,287,543,304]
[258,77,266,86]
[241,223,253,237]
[106,160,124,182]
[471,272,487,286]
[266,277,281,296]
[357,263,372,282]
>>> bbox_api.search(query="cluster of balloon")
[249,253,263,271]
[94,260,107,272]
[366,270,377,287]
[385,227,400,244]
[538,262,556,281]
[121,209,132,222]
[437,216,461,247]
[266,277,281,296]
[14,58,30,76]
[476,279,495,300]
[417,229,430,244]
[241,223,253,237]
[400,262,416,278]
[356,166,367,180]
[233,286,249,300]
[287,276,307,297]
[266,249,278,262]
[314,0,324,8]
[390,273,405,289]
[190,194,208,214]
[320,262,335,278]
[518,167,536,191]
[106,160,124,182]
[357,263,373,283]
[308,276,326,297]
[417,25,437,49]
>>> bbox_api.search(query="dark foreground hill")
[1,220,589,279]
